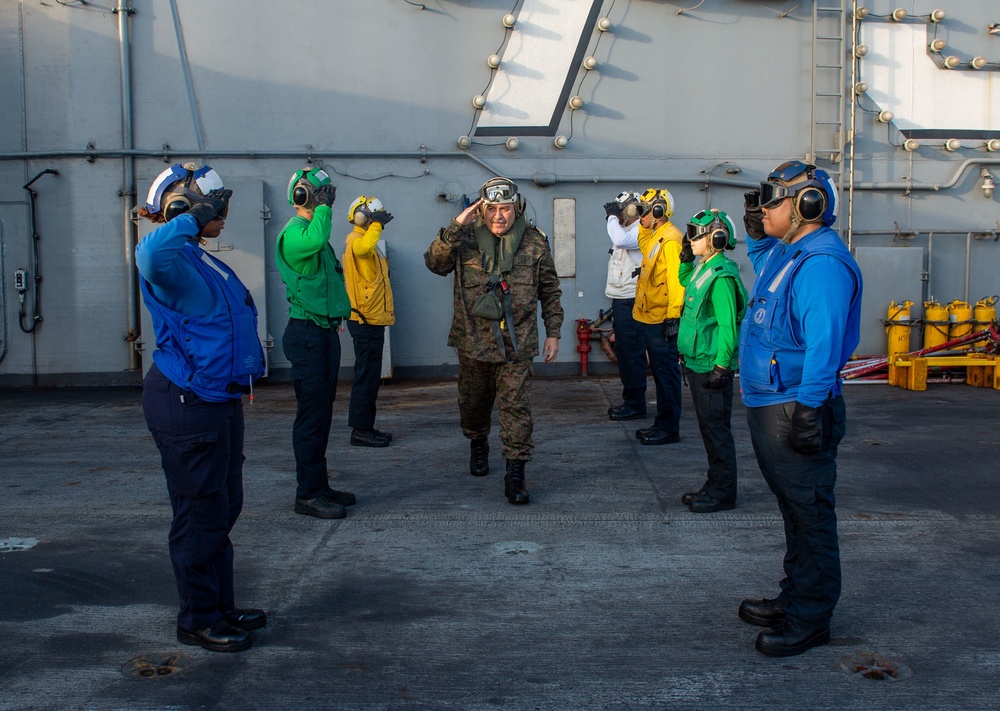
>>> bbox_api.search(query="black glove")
[679,235,695,263]
[370,210,394,227]
[663,318,679,340]
[743,189,765,241]
[604,202,623,220]
[314,184,336,208]
[186,188,233,234]
[788,402,824,453]
[704,365,733,389]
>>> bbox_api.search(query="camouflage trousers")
[457,353,533,461]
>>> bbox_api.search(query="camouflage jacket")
[424,219,564,363]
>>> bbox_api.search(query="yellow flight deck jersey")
[343,223,395,326]
[633,220,684,324]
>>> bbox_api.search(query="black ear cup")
[796,187,826,222]
[711,228,728,251]
[652,203,665,219]
[293,184,311,207]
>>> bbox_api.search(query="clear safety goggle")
[480,179,518,204]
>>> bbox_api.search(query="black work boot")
[504,460,530,504]
[470,438,490,477]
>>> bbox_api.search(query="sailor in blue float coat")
[736,161,862,659]
[137,212,264,401]
[136,164,266,654]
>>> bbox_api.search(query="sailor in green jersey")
[276,167,355,520]
[676,209,748,513]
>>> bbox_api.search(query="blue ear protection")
[287,167,331,207]
[762,161,838,226]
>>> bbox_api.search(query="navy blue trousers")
[611,297,647,412]
[347,320,386,432]
[142,364,244,631]
[282,318,341,500]
[638,320,682,435]
[746,396,846,628]
[685,367,737,504]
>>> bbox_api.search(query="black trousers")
[347,320,386,431]
[746,396,846,628]
[142,364,244,630]
[685,367,737,503]
[282,318,341,500]
[638,320,682,435]
[611,297,647,412]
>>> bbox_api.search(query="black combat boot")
[504,460,529,504]
[470,438,490,477]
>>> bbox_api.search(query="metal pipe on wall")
[1,149,999,198]
[116,0,140,370]
[847,0,859,250]
[851,227,1000,308]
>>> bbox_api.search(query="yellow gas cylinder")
[885,300,913,359]
[948,299,973,348]
[922,300,949,350]
[974,296,998,334]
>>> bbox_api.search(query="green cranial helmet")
[686,209,738,251]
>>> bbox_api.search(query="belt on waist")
[291,317,342,328]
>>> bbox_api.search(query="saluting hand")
[455,199,481,226]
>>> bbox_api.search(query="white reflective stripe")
[693,265,713,289]
[201,252,230,281]
[766,258,796,293]
[648,242,660,261]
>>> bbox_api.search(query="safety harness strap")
[490,278,518,363]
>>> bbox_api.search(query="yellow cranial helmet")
[638,188,674,220]
[347,195,385,225]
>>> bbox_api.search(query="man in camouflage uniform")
[424,177,563,504]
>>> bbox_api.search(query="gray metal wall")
[1,0,998,386]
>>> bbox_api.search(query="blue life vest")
[141,243,265,401]
[739,227,861,404]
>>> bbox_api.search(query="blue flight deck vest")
[739,227,862,400]
[141,243,265,401]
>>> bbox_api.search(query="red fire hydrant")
[576,317,594,376]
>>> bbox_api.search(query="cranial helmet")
[146,163,227,221]
[287,166,332,207]
[478,177,525,215]
[759,160,838,227]
[686,209,738,251]
[348,195,385,226]
[614,190,645,220]
[638,188,674,220]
